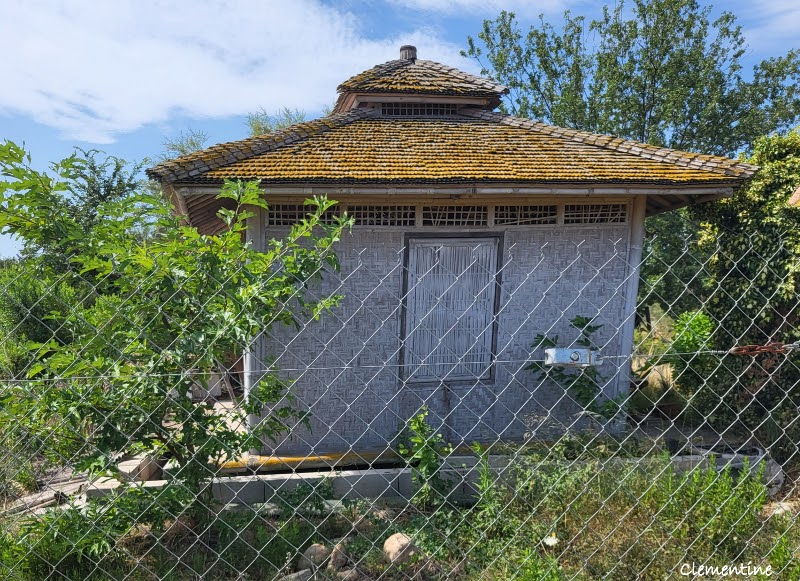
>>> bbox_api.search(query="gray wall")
[254,217,637,456]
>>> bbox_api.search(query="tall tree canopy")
[463,0,800,156]
[246,107,306,137]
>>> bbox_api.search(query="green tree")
[0,148,150,377]
[688,130,800,462]
[463,1,800,317]
[0,140,351,516]
[464,0,800,156]
[246,106,306,136]
[15,149,145,266]
[158,128,209,161]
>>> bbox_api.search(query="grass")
[2,438,796,580]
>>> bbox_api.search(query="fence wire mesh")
[1,201,799,581]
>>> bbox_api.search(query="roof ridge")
[147,108,379,183]
[459,109,759,179]
[337,58,507,93]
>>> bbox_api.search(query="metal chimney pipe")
[400,45,417,60]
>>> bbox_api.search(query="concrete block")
[86,478,167,498]
[261,472,332,507]
[212,476,265,504]
[396,468,414,500]
[117,455,163,481]
[333,468,403,499]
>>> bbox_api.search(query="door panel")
[403,237,499,382]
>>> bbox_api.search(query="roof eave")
[169,180,742,229]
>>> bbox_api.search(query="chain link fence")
[1,202,799,580]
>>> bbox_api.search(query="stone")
[336,569,362,581]
[767,501,797,517]
[373,507,396,521]
[298,543,331,570]
[383,532,418,564]
[328,541,349,571]
[278,570,312,581]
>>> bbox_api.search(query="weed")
[398,406,454,510]
[769,533,800,579]
[471,442,513,536]
[274,477,335,518]
[644,457,767,559]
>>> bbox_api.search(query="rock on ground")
[278,570,312,581]
[298,543,331,570]
[383,532,418,564]
[328,541,349,571]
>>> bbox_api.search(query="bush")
[0,261,84,378]
[0,142,351,569]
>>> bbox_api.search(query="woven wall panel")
[258,224,633,454]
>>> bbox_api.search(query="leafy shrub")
[0,142,351,570]
[692,130,800,465]
[0,261,84,378]
[1,486,186,579]
[398,406,454,509]
[666,311,717,395]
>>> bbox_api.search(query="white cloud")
[0,0,473,143]
[723,0,800,58]
[387,0,569,18]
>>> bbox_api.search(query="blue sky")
[1,0,798,257]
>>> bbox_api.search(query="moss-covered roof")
[332,57,508,111]
[148,108,757,186]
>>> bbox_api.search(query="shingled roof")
[147,108,756,186]
[147,45,758,229]
[332,45,508,112]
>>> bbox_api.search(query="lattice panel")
[563,203,628,224]
[267,204,339,226]
[380,102,458,116]
[422,206,488,227]
[494,205,558,225]
[348,205,416,226]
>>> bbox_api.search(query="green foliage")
[689,130,800,462]
[274,478,335,518]
[470,442,511,537]
[246,107,306,136]
[17,147,146,271]
[528,316,609,415]
[512,440,598,518]
[643,458,767,559]
[1,486,188,578]
[672,311,713,354]
[398,406,454,509]
[508,550,564,581]
[0,261,84,378]
[158,128,209,161]
[464,1,800,320]
[638,209,715,315]
[464,0,800,156]
[0,141,351,529]
[654,310,717,404]
[769,534,800,579]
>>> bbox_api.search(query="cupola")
[332,46,509,114]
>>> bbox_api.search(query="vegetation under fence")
[2,430,796,580]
